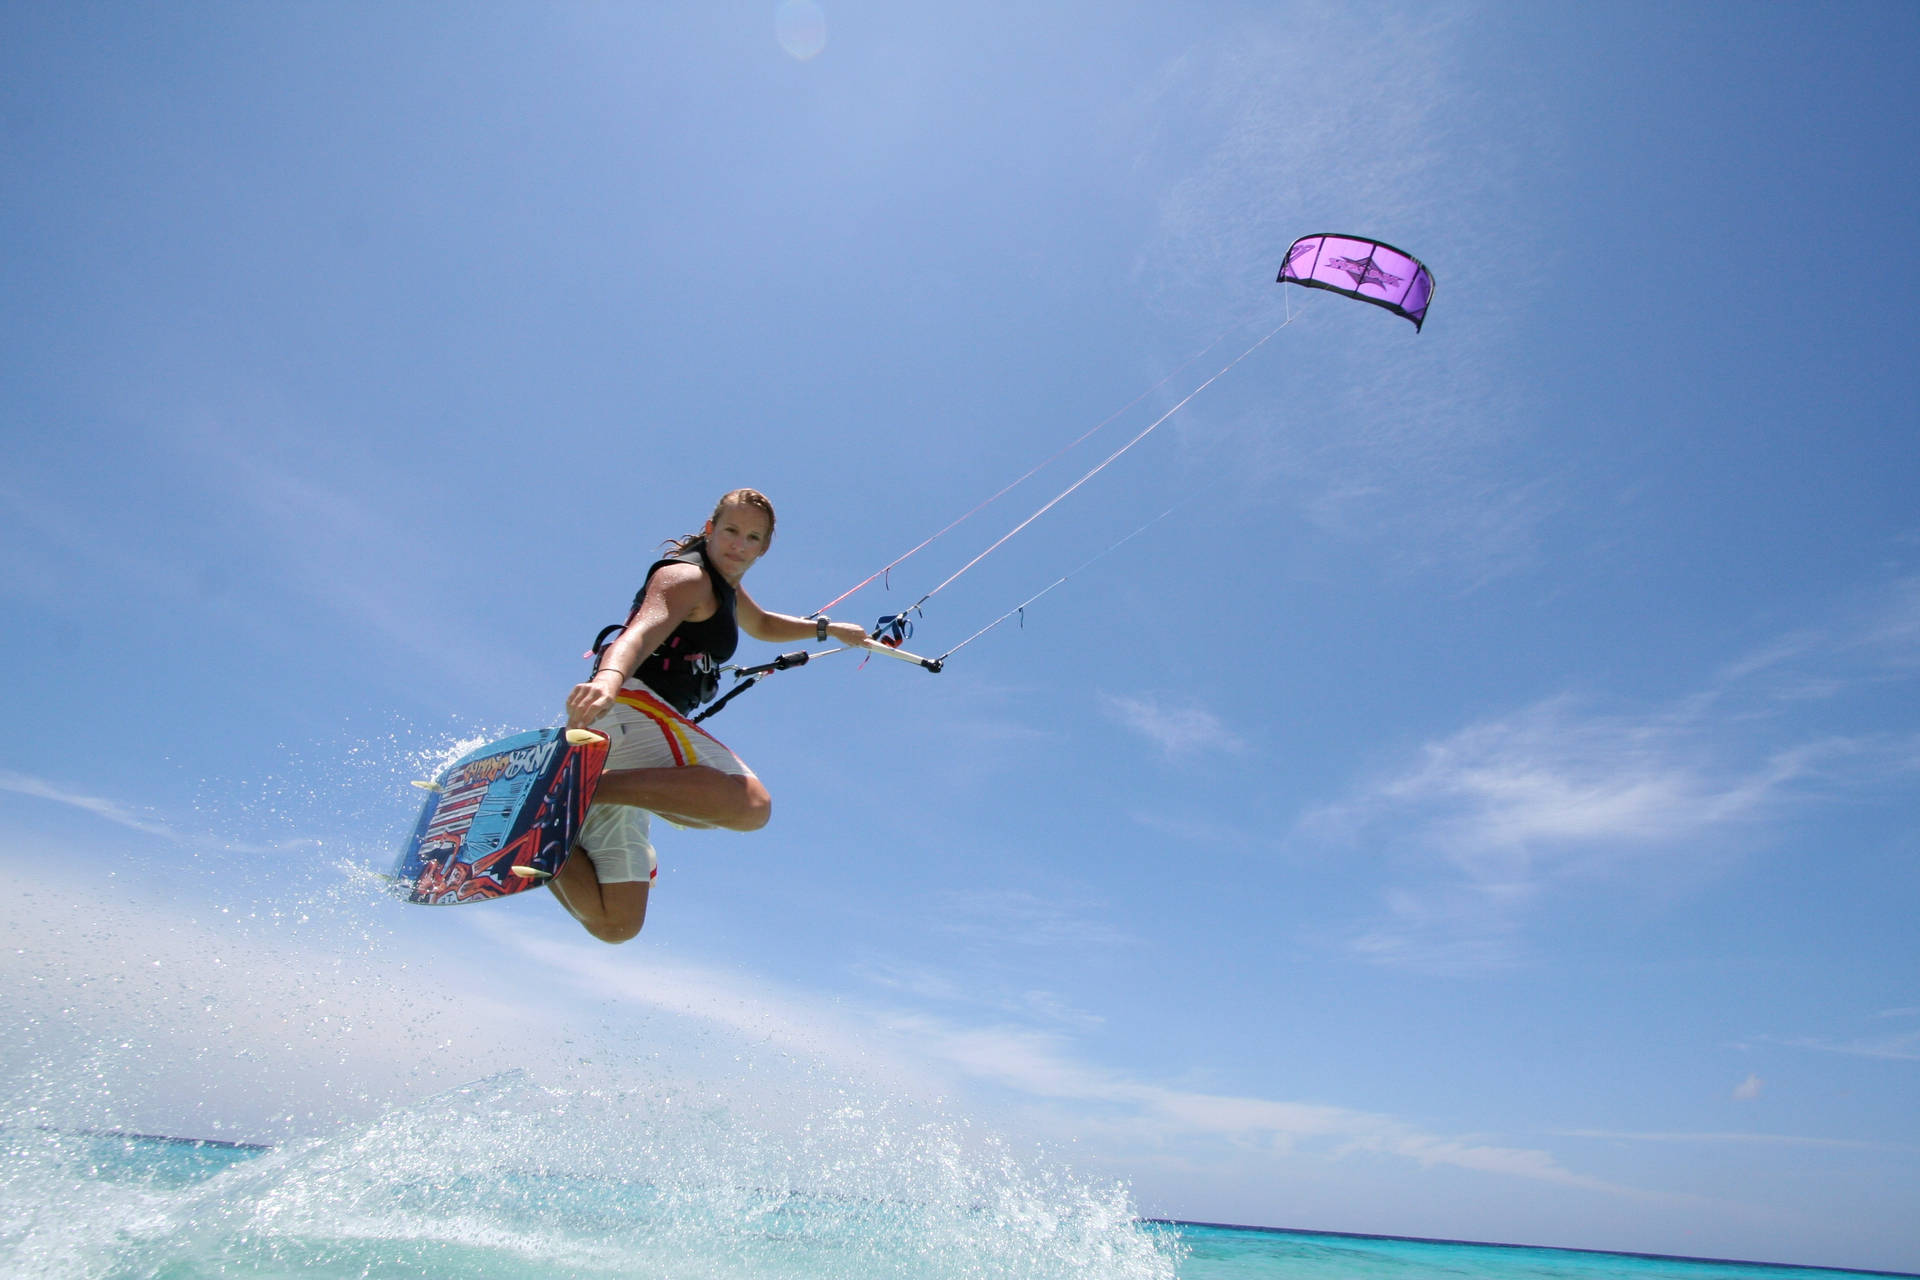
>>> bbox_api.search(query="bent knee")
[736,777,771,831]
[721,775,771,836]
[584,915,645,944]
[581,896,647,944]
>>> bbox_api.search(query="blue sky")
[3,2,1918,1272]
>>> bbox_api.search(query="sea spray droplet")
[776,0,827,61]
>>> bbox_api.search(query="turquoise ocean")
[3,1086,1910,1280]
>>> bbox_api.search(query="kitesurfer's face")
[704,502,772,583]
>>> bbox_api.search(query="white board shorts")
[573,679,757,886]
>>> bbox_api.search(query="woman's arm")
[565,563,709,728]
[736,585,870,647]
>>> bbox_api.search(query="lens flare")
[775,0,827,61]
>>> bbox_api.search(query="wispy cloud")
[477,920,1651,1197]
[1299,579,1920,971]
[468,913,929,1089]
[0,768,323,854]
[1301,695,1823,970]
[851,889,1127,1031]
[1099,692,1248,761]
[852,958,1106,1031]
[0,769,182,840]
[1121,806,1250,845]
[1344,695,1821,851]
[1560,1129,1920,1155]
[932,887,1136,952]
[877,1012,1659,1198]
[1852,576,1920,670]
[1761,1025,1920,1063]
[1712,575,1920,699]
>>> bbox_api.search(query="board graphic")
[393,727,610,905]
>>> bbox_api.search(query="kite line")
[929,502,1184,664]
[690,314,1297,721]
[866,310,1296,641]
[689,235,1433,720]
[812,323,1249,617]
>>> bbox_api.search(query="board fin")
[510,865,552,881]
[411,780,442,793]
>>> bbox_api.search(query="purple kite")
[1278,233,1434,331]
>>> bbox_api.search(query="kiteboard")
[392,727,610,905]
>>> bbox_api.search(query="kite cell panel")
[1279,234,1434,331]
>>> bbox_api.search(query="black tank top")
[632,548,738,714]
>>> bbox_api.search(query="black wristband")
[816,616,830,641]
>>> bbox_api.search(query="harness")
[587,548,738,715]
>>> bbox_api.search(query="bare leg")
[549,844,650,944]
[593,765,771,832]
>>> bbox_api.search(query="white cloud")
[0,768,180,840]
[1367,696,1803,853]
[844,893,1130,1037]
[1299,577,1920,971]
[1764,1029,1920,1063]
[1734,1074,1764,1101]
[1099,692,1249,760]
[932,886,1135,952]
[1300,694,1821,970]
[1121,806,1248,845]
[0,767,326,855]
[465,913,960,1108]
[1560,1129,1920,1155]
[1852,576,1920,669]
[853,959,1107,1031]
[872,1013,1654,1198]
[1716,575,1920,699]
[1297,687,1912,974]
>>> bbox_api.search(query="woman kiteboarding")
[554,488,869,943]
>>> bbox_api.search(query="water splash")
[1,717,1180,1276]
[3,1074,1178,1278]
